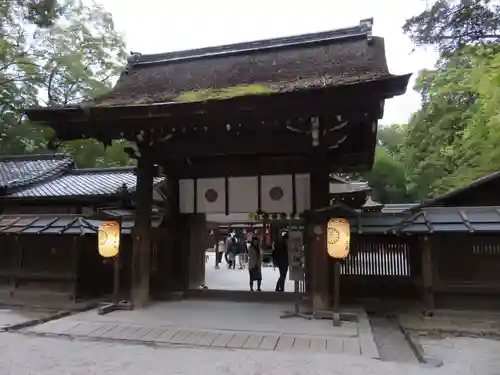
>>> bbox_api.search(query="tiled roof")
[414,170,500,209]
[330,181,370,194]
[361,196,384,212]
[381,203,419,214]
[0,215,96,235]
[351,213,408,235]
[4,167,165,198]
[0,214,163,235]
[391,206,500,234]
[0,154,73,191]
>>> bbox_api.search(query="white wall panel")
[295,174,311,213]
[228,176,258,213]
[179,179,194,213]
[197,177,226,213]
[261,175,293,213]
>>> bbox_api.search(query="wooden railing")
[341,237,412,277]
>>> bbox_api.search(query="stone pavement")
[23,300,379,359]
[0,308,50,330]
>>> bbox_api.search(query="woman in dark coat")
[248,236,263,291]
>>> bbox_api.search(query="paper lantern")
[327,218,350,259]
[98,221,121,258]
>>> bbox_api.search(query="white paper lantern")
[327,218,350,259]
[98,221,120,258]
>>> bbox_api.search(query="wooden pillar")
[308,162,330,312]
[187,214,207,289]
[214,228,220,268]
[131,155,154,307]
[421,235,435,314]
[162,174,182,292]
[71,236,78,302]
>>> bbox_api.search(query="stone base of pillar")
[131,286,149,308]
[312,293,330,312]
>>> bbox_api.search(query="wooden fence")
[429,233,500,309]
[336,235,420,302]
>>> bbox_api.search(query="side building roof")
[0,154,73,193]
[5,167,164,199]
[0,155,165,202]
[413,170,500,209]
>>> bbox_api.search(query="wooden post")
[164,173,181,291]
[187,214,207,289]
[72,236,78,302]
[11,235,21,298]
[421,235,435,315]
[308,163,330,313]
[131,155,154,308]
[214,228,220,269]
[332,259,341,326]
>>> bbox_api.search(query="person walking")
[272,230,289,292]
[248,236,263,291]
[227,236,238,269]
[225,234,235,269]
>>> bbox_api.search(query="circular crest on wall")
[327,227,340,244]
[204,189,219,203]
[269,186,284,201]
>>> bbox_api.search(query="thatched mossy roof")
[92,18,403,107]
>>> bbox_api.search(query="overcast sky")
[96,0,439,125]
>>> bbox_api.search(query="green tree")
[363,123,416,204]
[377,124,406,157]
[0,0,132,167]
[401,56,473,198]
[400,0,500,199]
[404,0,500,54]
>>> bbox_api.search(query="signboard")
[288,230,305,281]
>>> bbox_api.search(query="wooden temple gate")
[25,19,411,312]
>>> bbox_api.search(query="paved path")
[25,319,369,355]
[22,300,378,359]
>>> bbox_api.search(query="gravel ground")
[419,336,500,375]
[0,309,50,329]
[1,331,500,375]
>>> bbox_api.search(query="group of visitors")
[225,235,247,270]
[218,230,290,292]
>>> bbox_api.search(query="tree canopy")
[367,0,500,203]
[0,0,132,167]
[1,0,498,202]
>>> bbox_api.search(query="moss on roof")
[174,84,276,102]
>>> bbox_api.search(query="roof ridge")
[416,169,500,209]
[127,18,374,68]
[0,153,72,162]
[68,166,137,174]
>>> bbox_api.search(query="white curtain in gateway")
[197,177,226,213]
[295,174,311,213]
[179,179,194,213]
[228,176,258,213]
